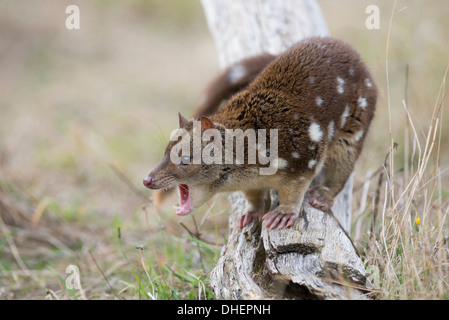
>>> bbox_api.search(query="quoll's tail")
[154,54,276,209]
[193,53,277,117]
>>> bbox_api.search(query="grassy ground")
[0,0,448,299]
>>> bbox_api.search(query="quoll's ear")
[178,112,189,128]
[199,116,222,151]
[199,116,215,131]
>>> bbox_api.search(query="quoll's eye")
[180,156,192,165]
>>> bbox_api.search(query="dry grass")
[0,0,448,299]
[344,0,449,299]
[353,64,449,298]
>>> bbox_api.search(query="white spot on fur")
[349,66,355,76]
[328,121,335,141]
[308,159,317,169]
[353,130,364,142]
[336,77,345,94]
[299,176,306,181]
[316,96,323,106]
[308,145,316,150]
[292,152,300,159]
[309,76,316,84]
[273,157,288,169]
[309,123,323,142]
[341,104,350,128]
[294,114,300,120]
[288,128,295,134]
[365,78,372,87]
[228,65,247,84]
[358,96,368,109]
[278,158,288,169]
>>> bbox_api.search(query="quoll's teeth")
[173,205,183,215]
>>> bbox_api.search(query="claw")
[269,216,282,230]
[263,211,277,228]
[276,216,289,230]
[286,216,296,228]
[263,210,298,230]
[239,210,263,229]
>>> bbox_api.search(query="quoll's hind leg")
[308,131,363,211]
[309,82,374,211]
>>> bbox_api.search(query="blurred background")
[0,0,448,299]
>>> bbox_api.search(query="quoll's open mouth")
[173,184,193,216]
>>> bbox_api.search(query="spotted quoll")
[144,37,377,231]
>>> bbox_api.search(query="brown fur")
[145,37,377,230]
[193,53,277,117]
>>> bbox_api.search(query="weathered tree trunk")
[201,0,372,299]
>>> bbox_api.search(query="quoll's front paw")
[262,205,299,230]
[308,187,334,211]
[239,210,263,229]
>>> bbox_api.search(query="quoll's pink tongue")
[173,184,192,216]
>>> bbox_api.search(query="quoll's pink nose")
[143,176,154,188]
